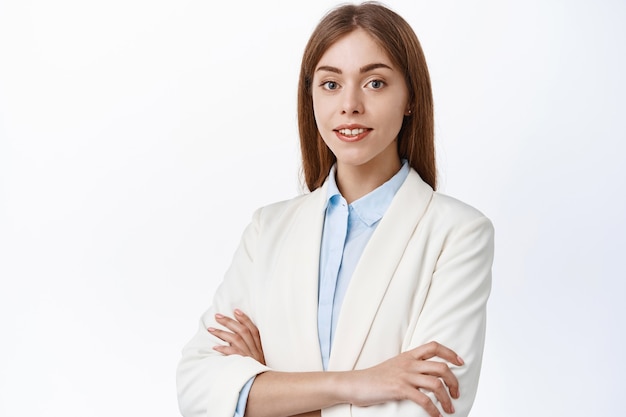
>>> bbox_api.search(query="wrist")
[331,370,361,406]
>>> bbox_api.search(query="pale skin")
[208,29,463,417]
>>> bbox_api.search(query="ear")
[404,108,412,116]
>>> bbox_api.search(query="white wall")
[1,0,624,415]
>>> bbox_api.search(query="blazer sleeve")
[350,214,494,417]
[407,215,494,416]
[176,208,270,417]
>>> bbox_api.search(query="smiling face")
[312,28,410,177]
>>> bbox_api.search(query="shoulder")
[404,172,494,239]
[403,169,492,226]
[430,192,490,224]
[251,186,326,228]
[425,192,495,250]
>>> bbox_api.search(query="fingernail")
[451,404,455,413]
[207,327,215,332]
[457,356,464,365]
[234,309,242,315]
[215,313,224,319]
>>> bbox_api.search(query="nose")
[341,85,364,115]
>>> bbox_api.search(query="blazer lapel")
[265,184,328,371]
[327,170,434,371]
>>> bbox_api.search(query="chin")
[334,155,377,168]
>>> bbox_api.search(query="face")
[312,28,410,173]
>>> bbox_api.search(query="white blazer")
[177,169,494,417]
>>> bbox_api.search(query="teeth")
[339,128,366,136]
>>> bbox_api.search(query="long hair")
[297,2,436,191]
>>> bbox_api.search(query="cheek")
[378,104,407,140]
[312,94,330,127]
[311,98,336,146]
[385,95,409,127]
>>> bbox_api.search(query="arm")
[176,210,270,417]
[213,312,462,417]
[246,343,462,417]
[385,215,494,417]
[332,214,493,417]
[180,207,492,417]
[406,215,494,416]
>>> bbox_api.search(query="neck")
[335,157,401,204]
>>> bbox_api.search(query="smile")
[338,128,367,136]
[333,126,373,142]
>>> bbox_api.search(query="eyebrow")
[315,62,393,74]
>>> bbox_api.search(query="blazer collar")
[270,182,328,371]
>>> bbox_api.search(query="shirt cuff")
[234,376,256,417]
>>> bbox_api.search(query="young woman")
[177,3,494,417]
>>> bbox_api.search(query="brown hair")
[298,1,436,191]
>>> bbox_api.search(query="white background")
[1,0,624,415]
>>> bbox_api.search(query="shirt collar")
[325,165,343,205]
[324,160,410,226]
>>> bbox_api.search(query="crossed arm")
[178,205,493,417]
[209,309,463,417]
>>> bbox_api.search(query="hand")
[208,309,266,365]
[348,341,463,417]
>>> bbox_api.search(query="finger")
[212,344,244,357]
[215,314,258,354]
[207,327,246,350]
[404,388,443,417]
[229,310,264,358]
[209,327,265,364]
[414,361,460,399]
[410,374,454,414]
[212,315,265,364]
[234,309,263,352]
[412,341,464,366]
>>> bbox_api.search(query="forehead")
[316,28,394,70]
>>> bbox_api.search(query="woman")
[177,3,494,417]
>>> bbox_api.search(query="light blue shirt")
[234,161,410,415]
[317,161,409,369]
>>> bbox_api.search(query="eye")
[321,81,339,91]
[368,79,385,89]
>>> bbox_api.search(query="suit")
[176,168,494,417]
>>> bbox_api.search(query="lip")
[333,124,373,143]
